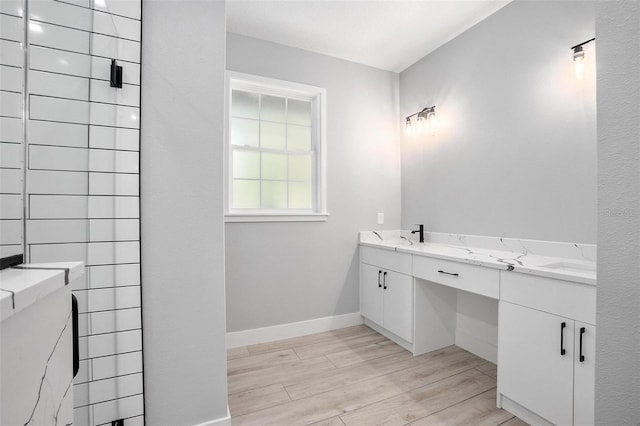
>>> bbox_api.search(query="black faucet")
[411,224,424,243]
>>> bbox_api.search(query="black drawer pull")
[560,322,566,356]
[378,270,382,288]
[579,327,586,362]
[72,294,79,378]
[383,271,387,290]
[437,270,459,277]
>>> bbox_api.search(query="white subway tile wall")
[0,2,24,259]
[0,169,22,193]
[0,14,23,41]
[24,0,143,424]
[0,194,22,218]
[0,65,22,91]
[0,142,23,167]
[1,117,23,141]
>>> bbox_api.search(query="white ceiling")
[226,0,512,72]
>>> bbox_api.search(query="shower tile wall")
[23,1,143,425]
[0,3,25,260]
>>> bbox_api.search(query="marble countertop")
[360,231,596,286]
[0,262,84,322]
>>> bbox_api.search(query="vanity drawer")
[360,246,412,275]
[413,256,499,299]
[500,271,596,324]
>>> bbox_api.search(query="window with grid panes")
[226,74,327,221]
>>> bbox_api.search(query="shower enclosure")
[0,0,143,424]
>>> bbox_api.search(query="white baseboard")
[192,405,230,426]
[227,312,363,348]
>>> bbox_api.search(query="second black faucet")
[411,224,425,243]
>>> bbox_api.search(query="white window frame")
[224,71,328,222]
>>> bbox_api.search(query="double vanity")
[359,230,596,426]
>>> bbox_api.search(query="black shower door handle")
[72,294,79,378]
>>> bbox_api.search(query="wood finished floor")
[227,325,529,426]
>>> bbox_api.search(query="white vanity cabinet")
[413,255,500,299]
[359,232,597,426]
[498,272,596,426]
[360,246,413,343]
[360,263,384,326]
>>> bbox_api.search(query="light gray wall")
[595,2,640,424]
[225,34,401,332]
[400,1,597,243]
[141,0,228,424]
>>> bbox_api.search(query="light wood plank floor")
[227,325,528,426]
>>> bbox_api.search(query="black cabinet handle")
[579,327,586,362]
[560,322,566,356]
[378,270,382,288]
[437,270,459,277]
[72,294,79,378]
[383,271,387,290]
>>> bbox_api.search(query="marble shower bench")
[1,261,84,426]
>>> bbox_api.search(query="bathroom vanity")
[359,231,596,426]
[1,262,84,426]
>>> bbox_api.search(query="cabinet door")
[383,271,413,343]
[360,263,383,326]
[498,301,574,426]
[574,322,595,426]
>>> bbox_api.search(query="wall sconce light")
[571,37,595,80]
[406,106,436,136]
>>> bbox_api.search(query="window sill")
[224,213,330,223]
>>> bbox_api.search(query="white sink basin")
[539,261,596,274]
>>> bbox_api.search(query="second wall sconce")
[571,37,595,80]
[406,105,436,136]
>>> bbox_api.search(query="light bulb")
[428,111,436,135]
[416,116,424,132]
[573,46,585,80]
[575,57,584,80]
[405,117,412,135]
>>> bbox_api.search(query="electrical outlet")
[377,213,384,225]
[112,419,124,426]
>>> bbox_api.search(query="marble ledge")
[360,230,596,286]
[0,262,84,322]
